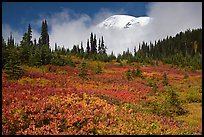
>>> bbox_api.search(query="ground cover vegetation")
[2,20,202,135]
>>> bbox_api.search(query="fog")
[3,2,202,55]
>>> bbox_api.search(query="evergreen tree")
[7,32,14,47]
[79,62,89,79]
[18,24,35,65]
[162,72,169,86]
[90,33,97,54]
[38,20,51,65]
[80,41,84,53]
[101,36,106,55]
[90,32,94,54]
[40,44,51,65]
[98,38,102,54]
[39,20,49,46]
[2,36,8,68]
[27,24,33,46]
[4,34,25,80]
[134,46,137,56]
[55,43,58,52]
[76,45,80,54]
[86,39,90,53]
[33,38,37,47]
[71,45,78,54]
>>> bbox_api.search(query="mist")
[2,2,202,55]
[48,2,203,55]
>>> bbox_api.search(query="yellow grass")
[175,103,202,127]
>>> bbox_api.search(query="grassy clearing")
[175,103,202,127]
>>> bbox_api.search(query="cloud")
[2,24,22,44]
[2,2,202,56]
[2,24,40,45]
[48,10,92,50]
[92,8,126,25]
[48,8,127,53]
[96,2,202,55]
[145,2,202,41]
[48,2,201,55]
[32,29,40,42]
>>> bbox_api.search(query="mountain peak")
[97,15,150,29]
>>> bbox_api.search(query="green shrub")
[132,65,144,79]
[79,62,89,79]
[187,90,202,103]
[183,73,189,79]
[143,88,187,116]
[126,69,133,81]
[4,64,25,80]
[95,64,103,74]
[162,72,169,86]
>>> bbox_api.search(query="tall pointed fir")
[101,36,106,55]
[90,32,94,54]
[80,41,84,54]
[27,24,33,46]
[86,39,90,54]
[19,24,33,64]
[93,34,97,54]
[98,38,102,54]
[39,20,49,47]
[39,20,51,65]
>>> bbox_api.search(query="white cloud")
[95,2,202,55]
[48,2,202,55]
[48,10,92,50]
[48,8,126,53]
[2,2,202,56]
[32,29,40,42]
[145,2,202,41]
[2,24,40,45]
[2,24,22,45]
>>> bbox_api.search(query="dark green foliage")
[5,65,25,80]
[90,33,97,54]
[133,65,144,79]
[183,72,189,79]
[168,89,187,116]
[86,39,90,54]
[3,46,24,83]
[135,65,142,77]
[39,20,49,46]
[117,29,201,70]
[152,83,158,93]
[125,65,144,81]
[95,64,103,74]
[2,37,9,68]
[126,69,133,81]
[137,29,202,70]
[71,45,78,55]
[29,47,41,66]
[4,57,25,80]
[109,51,116,60]
[162,72,168,86]
[40,45,52,65]
[51,53,75,67]
[148,80,158,94]
[144,88,187,116]
[79,62,89,79]
[100,36,106,55]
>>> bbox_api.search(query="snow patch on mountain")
[97,15,151,29]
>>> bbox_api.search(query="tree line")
[2,20,118,71]
[2,19,202,73]
[118,28,202,70]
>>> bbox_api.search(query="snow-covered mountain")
[97,15,151,29]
